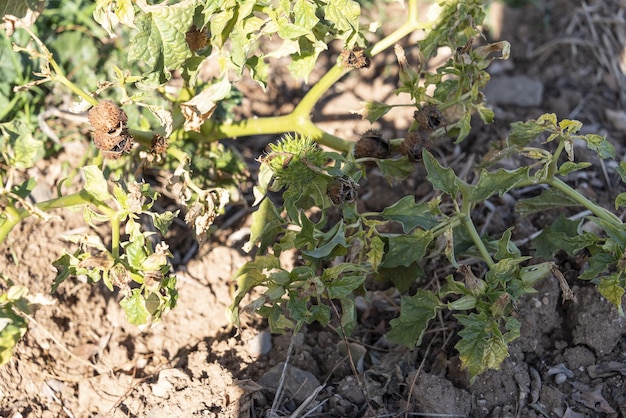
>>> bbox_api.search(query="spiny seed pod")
[327,176,358,205]
[354,129,390,160]
[400,131,429,162]
[413,105,444,131]
[186,26,209,51]
[88,100,128,133]
[340,46,370,69]
[151,134,168,155]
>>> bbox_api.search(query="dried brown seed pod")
[340,46,370,69]
[354,129,390,160]
[413,105,444,131]
[327,176,358,205]
[88,100,128,133]
[93,130,134,159]
[151,134,169,155]
[400,131,429,162]
[185,26,209,51]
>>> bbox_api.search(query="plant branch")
[547,177,622,225]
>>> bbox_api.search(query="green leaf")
[244,197,285,254]
[375,263,423,292]
[616,162,626,183]
[323,264,367,299]
[361,101,393,123]
[0,290,28,366]
[375,157,414,180]
[303,220,348,259]
[367,235,384,272]
[151,210,179,236]
[455,313,520,379]
[453,111,472,143]
[533,215,598,258]
[82,166,111,202]
[558,161,591,176]
[588,217,626,248]
[494,227,521,260]
[387,289,442,348]
[380,196,439,233]
[597,274,625,315]
[339,297,357,337]
[558,118,582,133]
[423,149,459,197]
[326,0,360,33]
[120,290,150,325]
[380,229,433,268]
[615,193,626,210]
[476,103,494,124]
[288,38,327,81]
[469,167,529,202]
[278,0,318,39]
[519,261,554,287]
[579,252,615,280]
[581,133,615,159]
[128,0,196,82]
[509,120,549,147]
[515,188,580,216]
[0,120,45,169]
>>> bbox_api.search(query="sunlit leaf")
[83,166,111,202]
[120,290,150,325]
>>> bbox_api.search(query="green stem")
[547,138,565,178]
[111,216,121,259]
[48,57,98,107]
[0,190,116,245]
[547,177,622,225]
[187,0,426,152]
[457,180,495,267]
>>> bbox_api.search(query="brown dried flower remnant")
[88,100,133,159]
[151,134,169,155]
[341,46,370,69]
[400,131,430,162]
[354,129,390,160]
[185,25,209,51]
[413,105,445,131]
[327,176,358,205]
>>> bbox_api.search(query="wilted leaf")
[455,313,520,379]
[181,77,231,132]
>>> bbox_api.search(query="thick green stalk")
[457,180,495,268]
[0,190,115,245]
[547,177,622,225]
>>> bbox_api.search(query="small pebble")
[248,331,272,356]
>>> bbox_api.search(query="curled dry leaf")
[180,77,231,132]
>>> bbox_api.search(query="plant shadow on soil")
[2,0,626,417]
